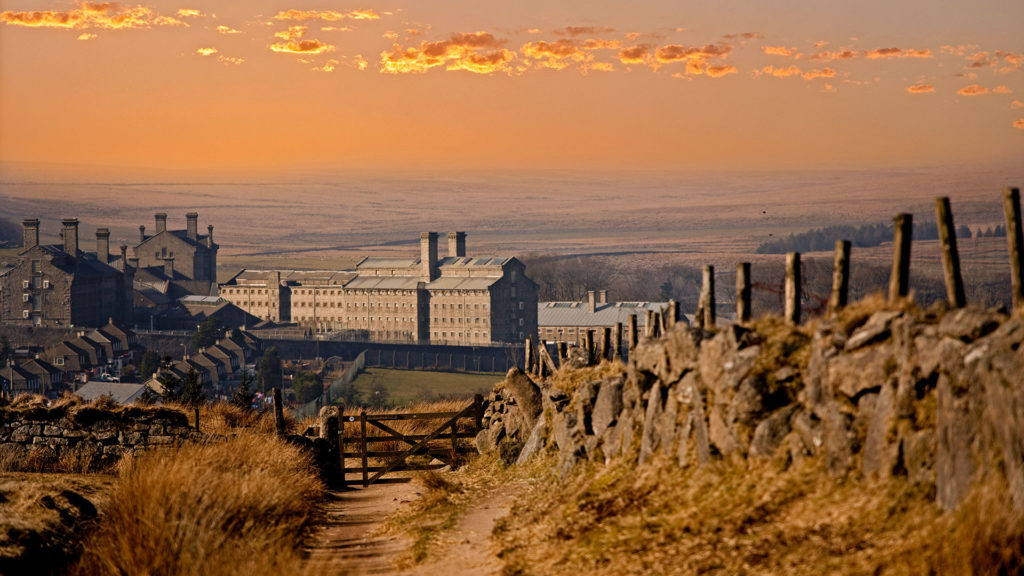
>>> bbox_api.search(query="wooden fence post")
[785,252,801,326]
[319,406,340,488]
[558,342,568,367]
[338,404,347,489]
[524,336,534,374]
[613,322,623,361]
[668,300,680,330]
[450,421,459,470]
[700,265,716,329]
[585,330,595,365]
[936,197,966,308]
[889,213,913,302]
[644,309,655,338]
[272,387,285,436]
[628,314,638,350]
[736,262,751,323]
[360,408,369,488]
[829,240,851,318]
[601,327,611,361]
[194,407,200,432]
[1004,187,1024,312]
[473,394,484,430]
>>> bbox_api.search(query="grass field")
[348,367,502,407]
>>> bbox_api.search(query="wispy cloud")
[958,84,989,96]
[273,9,380,22]
[0,2,184,30]
[1014,118,1024,131]
[552,25,615,37]
[217,25,241,35]
[177,9,201,18]
[380,32,515,74]
[864,47,933,59]
[270,25,334,54]
[196,47,217,56]
[906,83,935,94]
[77,32,96,40]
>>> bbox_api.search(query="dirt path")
[305,480,515,575]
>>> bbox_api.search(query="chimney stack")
[447,231,467,258]
[420,232,439,281]
[186,212,198,241]
[139,225,146,243]
[96,228,110,264]
[588,290,596,313]
[206,225,214,248]
[22,219,39,250]
[599,290,608,304]
[61,218,79,258]
[154,213,167,234]
[164,257,174,279]
[119,245,128,271]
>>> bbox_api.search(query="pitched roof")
[76,381,148,404]
[538,301,673,327]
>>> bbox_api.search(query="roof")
[76,381,149,404]
[438,256,512,268]
[538,301,672,327]
[224,269,357,286]
[357,258,418,269]
[180,295,225,306]
[426,276,500,291]
[343,276,421,290]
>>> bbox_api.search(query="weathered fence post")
[736,262,751,323]
[1004,187,1024,312]
[936,197,966,308]
[699,265,716,329]
[613,322,623,361]
[450,420,459,470]
[785,252,801,326]
[194,407,200,432]
[319,406,341,488]
[889,213,913,302]
[645,309,655,338]
[338,404,347,489]
[473,394,484,430]
[829,240,851,317]
[360,408,369,488]
[272,387,285,436]
[668,300,680,330]
[585,330,595,365]
[601,327,611,361]
[558,342,568,367]
[524,336,534,374]
[628,314,638,350]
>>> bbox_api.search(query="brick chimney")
[139,225,146,243]
[447,231,466,258]
[599,290,608,304]
[154,213,167,234]
[164,257,174,279]
[588,290,596,313]
[22,219,39,249]
[61,218,79,258]
[96,228,110,264]
[186,212,198,241]
[119,245,128,271]
[420,232,438,281]
[206,225,214,248]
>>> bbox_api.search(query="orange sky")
[1,0,1022,173]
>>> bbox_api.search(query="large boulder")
[503,368,543,429]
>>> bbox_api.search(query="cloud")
[218,55,243,65]
[801,67,835,80]
[654,43,733,76]
[618,44,650,64]
[313,59,338,72]
[521,39,591,70]
[906,83,935,94]
[993,85,1013,95]
[722,32,762,40]
[958,84,989,96]
[177,9,201,18]
[996,51,1023,73]
[321,26,351,32]
[270,39,334,55]
[941,44,977,57]
[273,9,380,22]
[809,48,857,61]
[380,32,515,74]
[706,64,738,77]
[217,25,240,34]
[759,64,802,78]
[763,45,797,57]
[552,26,614,37]
[77,32,96,40]
[196,47,217,56]
[0,2,184,30]
[1015,119,1024,131]
[864,47,933,59]
[1012,100,1024,109]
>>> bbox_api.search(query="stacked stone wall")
[477,304,1024,512]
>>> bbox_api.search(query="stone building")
[0,219,134,328]
[219,231,539,345]
[132,212,218,297]
[537,290,675,345]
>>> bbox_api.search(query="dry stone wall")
[477,304,1024,512]
[0,402,194,467]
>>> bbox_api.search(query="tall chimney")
[588,290,596,313]
[599,290,608,304]
[164,257,174,279]
[447,231,467,258]
[139,225,146,243]
[154,213,167,234]
[119,245,128,271]
[62,218,79,258]
[420,232,438,281]
[96,228,110,264]
[186,212,198,241]
[22,219,39,249]
[206,225,214,248]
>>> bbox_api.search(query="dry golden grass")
[549,361,626,395]
[71,432,326,576]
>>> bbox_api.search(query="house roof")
[426,276,500,291]
[343,276,421,290]
[538,301,673,327]
[76,381,149,404]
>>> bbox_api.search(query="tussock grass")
[71,432,325,576]
[549,361,626,395]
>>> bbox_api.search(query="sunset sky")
[1,0,1022,173]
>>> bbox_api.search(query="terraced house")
[219,232,538,345]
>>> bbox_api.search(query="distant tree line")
[755,221,975,255]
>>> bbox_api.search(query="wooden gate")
[340,394,483,488]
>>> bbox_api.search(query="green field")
[347,368,502,407]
